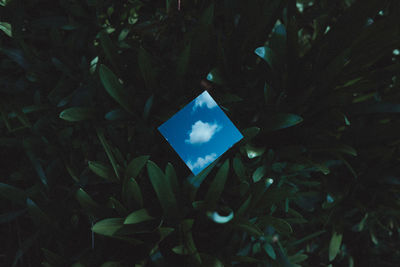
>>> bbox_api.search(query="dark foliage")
[1,0,400,266]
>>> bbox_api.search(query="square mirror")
[158,91,243,175]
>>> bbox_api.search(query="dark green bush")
[1,0,400,266]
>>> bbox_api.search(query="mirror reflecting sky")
[158,91,243,175]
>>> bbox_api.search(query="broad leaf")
[147,161,178,220]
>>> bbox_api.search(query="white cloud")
[193,91,217,110]
[187,153,217,171]
[185,120,221,145]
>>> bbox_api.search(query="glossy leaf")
[125,155,149,179]
[122,177,143,209]
[204,159,230,210]
[147,161,178,220]
[264,243,276,260]
[88,161,116,182]
[99,64,133,114]
[124,209,154,224]
[328,231,343,261]
[92,218,124,237]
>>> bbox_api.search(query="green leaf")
[204,159,230,210]
[88,161,116,182]
[125,155,149,179]
[234,219,264,237]
[75,188,104,218]
[92,218,124,237]
[264,243,276,260]
[288,230,326,247]
[328,231,343,261]
[122,177,143,209]
[0,21,12,37]
[99,30,120,72]
[143,94,154,120]
[96,127,121,180]
[0,183,26,205]
[233,156,246,180]
[99,64,133,114]
[289,253,308,264]
[147,161,178,220]
[138,47,156,90]
[252,166,266,183]
[104,109,129,121]
[264,113,303,132]
[165,162,179,196]
[107,197,128,216]
[124,209,154,224]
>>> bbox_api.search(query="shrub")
[1,0,399,266]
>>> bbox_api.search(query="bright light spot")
[265,178,274,188]
[379,10,384,16]
[296,3,304,12]
[207,210,234,224]
[324,26,331,34]
[248,151,257,159]
[255,47,266,59]
[206,73,213,81]
[393,49,400,56]
[327,194,334,203]
[366,18,374,26]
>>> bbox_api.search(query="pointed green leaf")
[264,113,303,132]
[99,30,120,72]
[264,243,276,260]
[96,127,121,180]
[147,161,178,220]
[289,254,308,264]
[234,220,264,237]
[233,156,246,180]
[75,188,104,218]
[252,166,266,182]
[88,161,116,181]
[143,94,154,120]
[99,64,133,113]
[0,22,12,37]
[165,162,179,196]
[124,209,154,224]
[204,159,230,210]
[125,155,149,179]
[107,197,128,216]
[328,231,343,261]
[122,177,143,209]
[92,218,124,237]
